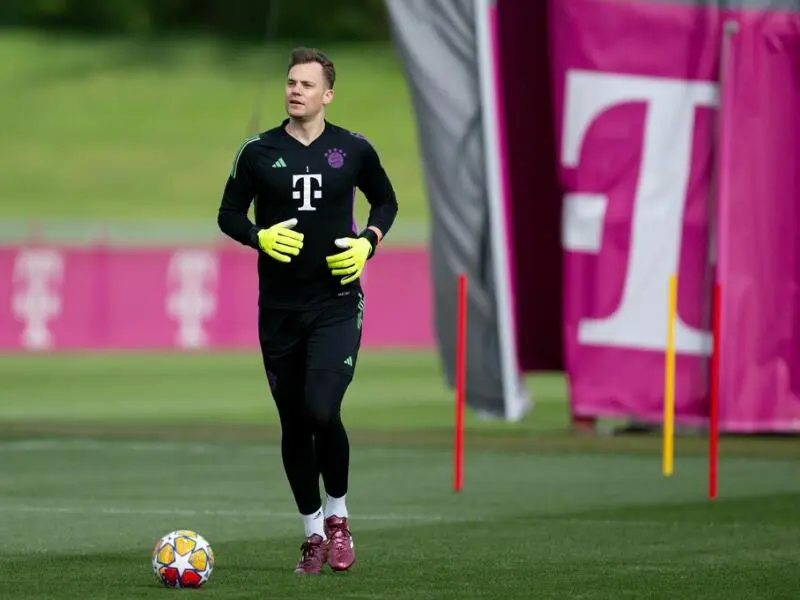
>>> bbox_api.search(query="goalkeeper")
[216,47,398,575]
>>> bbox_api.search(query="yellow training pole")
[663,273,678,476]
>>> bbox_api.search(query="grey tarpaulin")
[384,0,530,420]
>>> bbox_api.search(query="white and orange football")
[151,529,215,588]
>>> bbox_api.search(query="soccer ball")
[151,530,215,588]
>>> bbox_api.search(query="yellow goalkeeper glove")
[254,218,304,263]
[325,235,375,285]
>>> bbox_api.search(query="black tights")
[268,364,352,515]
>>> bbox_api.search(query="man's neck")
[286,116,325,146]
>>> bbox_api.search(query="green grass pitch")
[1,32,800,599]
[1,351,799,599]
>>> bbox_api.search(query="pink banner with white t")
[552,0,800,432]
[0,246,433,351]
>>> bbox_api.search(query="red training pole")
[454,273,467,492]
[709,282,721,500]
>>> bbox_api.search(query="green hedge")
[0,0,390,41]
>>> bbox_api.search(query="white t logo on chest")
[292,173,322,212]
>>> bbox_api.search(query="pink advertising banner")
[551,0,800,432]
[716,10,800,432]
[0,246,434,351]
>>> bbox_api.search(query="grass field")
[0,31,428,243]
[1,352,800,599]
[1,436,799,599]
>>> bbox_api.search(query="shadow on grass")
[561,491,800,526]
[1,419,798,459]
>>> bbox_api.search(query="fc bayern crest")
[325,148,346,168]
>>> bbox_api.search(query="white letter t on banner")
[562,70,717,355]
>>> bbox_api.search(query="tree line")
[0,0,391,42]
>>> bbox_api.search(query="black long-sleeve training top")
[217,119,398,310]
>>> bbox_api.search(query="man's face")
[285,62,333,120]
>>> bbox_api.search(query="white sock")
[324,493,348,519]
[301,507,325,539]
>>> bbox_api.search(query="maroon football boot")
[324,516,355,571]
[294,533,326,574]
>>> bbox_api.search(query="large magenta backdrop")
[1,246,433,351]
[498,0,800,432]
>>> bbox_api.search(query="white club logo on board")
[12,249,64,350]
[165,250,218,349]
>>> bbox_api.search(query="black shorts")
[258,293,364,382]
